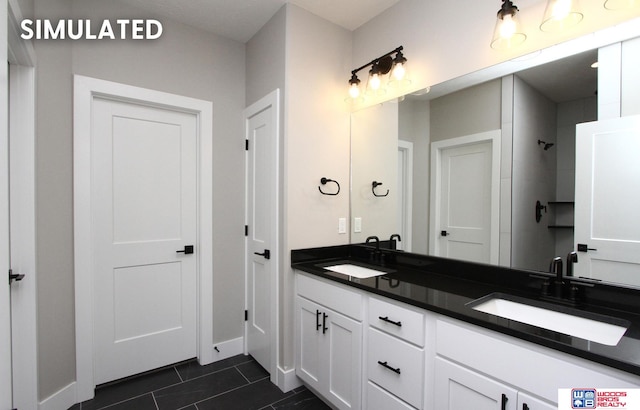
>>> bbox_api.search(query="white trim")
[277,366,302,393]
[38,382,77,410]
[7,0,36,66]
[398,140,413,252]
[73,75,214,401]
[243,89,280,386]
[429,130,501,264]
[212,337,245,362]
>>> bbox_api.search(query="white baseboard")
[277,366,302,392]
[210,336,244,363]
[39,381,77,410]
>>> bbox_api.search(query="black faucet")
[389,234,401,250]
[365,236,382,262]
[566,251,578,277]
[549,256,564,297]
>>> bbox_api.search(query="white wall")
[351,102,398,243]
[34,0,246,400]
[622,36,640,116]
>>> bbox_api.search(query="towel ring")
[372,181,389,197]
[319,177,340,196]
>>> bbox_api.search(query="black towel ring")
[319,177,340,196]
[372,181,389,197]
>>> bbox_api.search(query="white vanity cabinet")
[435,357,555,410]
[434,319,640,410]
[365,297,426,409]
[295,274,363,410]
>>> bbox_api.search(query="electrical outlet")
[338,218,346,234]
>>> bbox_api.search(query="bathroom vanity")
[292,245,640,410]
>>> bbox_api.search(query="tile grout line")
[151,391,160,410]
[174,365,184,383]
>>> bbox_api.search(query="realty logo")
[572,389,597,409]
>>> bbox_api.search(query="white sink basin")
[468,293,629,346]
[323,263,390,279]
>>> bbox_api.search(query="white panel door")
[574,115,640,285]
[246,103,277,373]
[0,26,12,406]
[438,140,493,263]
[92,98,197,384]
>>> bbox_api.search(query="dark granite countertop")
[291,244,640,377]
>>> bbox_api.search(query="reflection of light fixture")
[591,61,599,68]
[491,0,526,50]
[346,46,409,102]
[540,0,583,32]
[604,0,638,9]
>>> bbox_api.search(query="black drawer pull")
[378,316,402,327]
[523,404,529,410]
[322,313,328,334]
[315,310,321,331]
[501,394,508,410]
[377,361,401,374]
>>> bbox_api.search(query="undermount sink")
[321,262,393,279]
[467,293,630,346]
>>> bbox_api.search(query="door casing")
[73,75,213,401]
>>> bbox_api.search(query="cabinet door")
[435,357,517,410]
[518,392,556,410]
[325,307,362,410]
[296,297,323,388]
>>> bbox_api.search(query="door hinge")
[245,139,249,151]
[245,225,248,236]
[244,310,248,321]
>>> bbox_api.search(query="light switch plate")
[338,218,346,234]
[354,217,362,233]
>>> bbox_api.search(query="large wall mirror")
[350,29,640,288]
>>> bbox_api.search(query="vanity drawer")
[367,327,424,408]
[296,273,363,321]
[369,297,424,346]
[366,381,416,410]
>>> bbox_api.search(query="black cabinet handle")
[377,361,401,374]
[378,316,402,327]
[501,394,508,410]
[322,313,328,334]
[315,310,321,331]
[523,404,530,410]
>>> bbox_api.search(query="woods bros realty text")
[20,19,163,40]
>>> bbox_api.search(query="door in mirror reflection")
[430,130,501,265]
[575,115,640,286]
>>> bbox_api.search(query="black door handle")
[322,313,328,334]
[441,230,450,236]
[254,249,271,260]
[577,243,597,252]
[316,310,322,331]
[501,394,508,410]
[9,269,25,284]
[176,245,194,254]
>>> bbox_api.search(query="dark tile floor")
[68,354,330,410]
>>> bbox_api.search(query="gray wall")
[511,76,557,272]
[430,79,502,142]
[34,0,246,399]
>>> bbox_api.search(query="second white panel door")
[92,97,198,385]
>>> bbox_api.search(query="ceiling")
[517,49,598,103]
[117,0,401,43]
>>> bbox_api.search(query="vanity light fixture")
[604,0,638,9]
[540,0,583,32]
[346,46,408,102]
[491,0,527,50]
